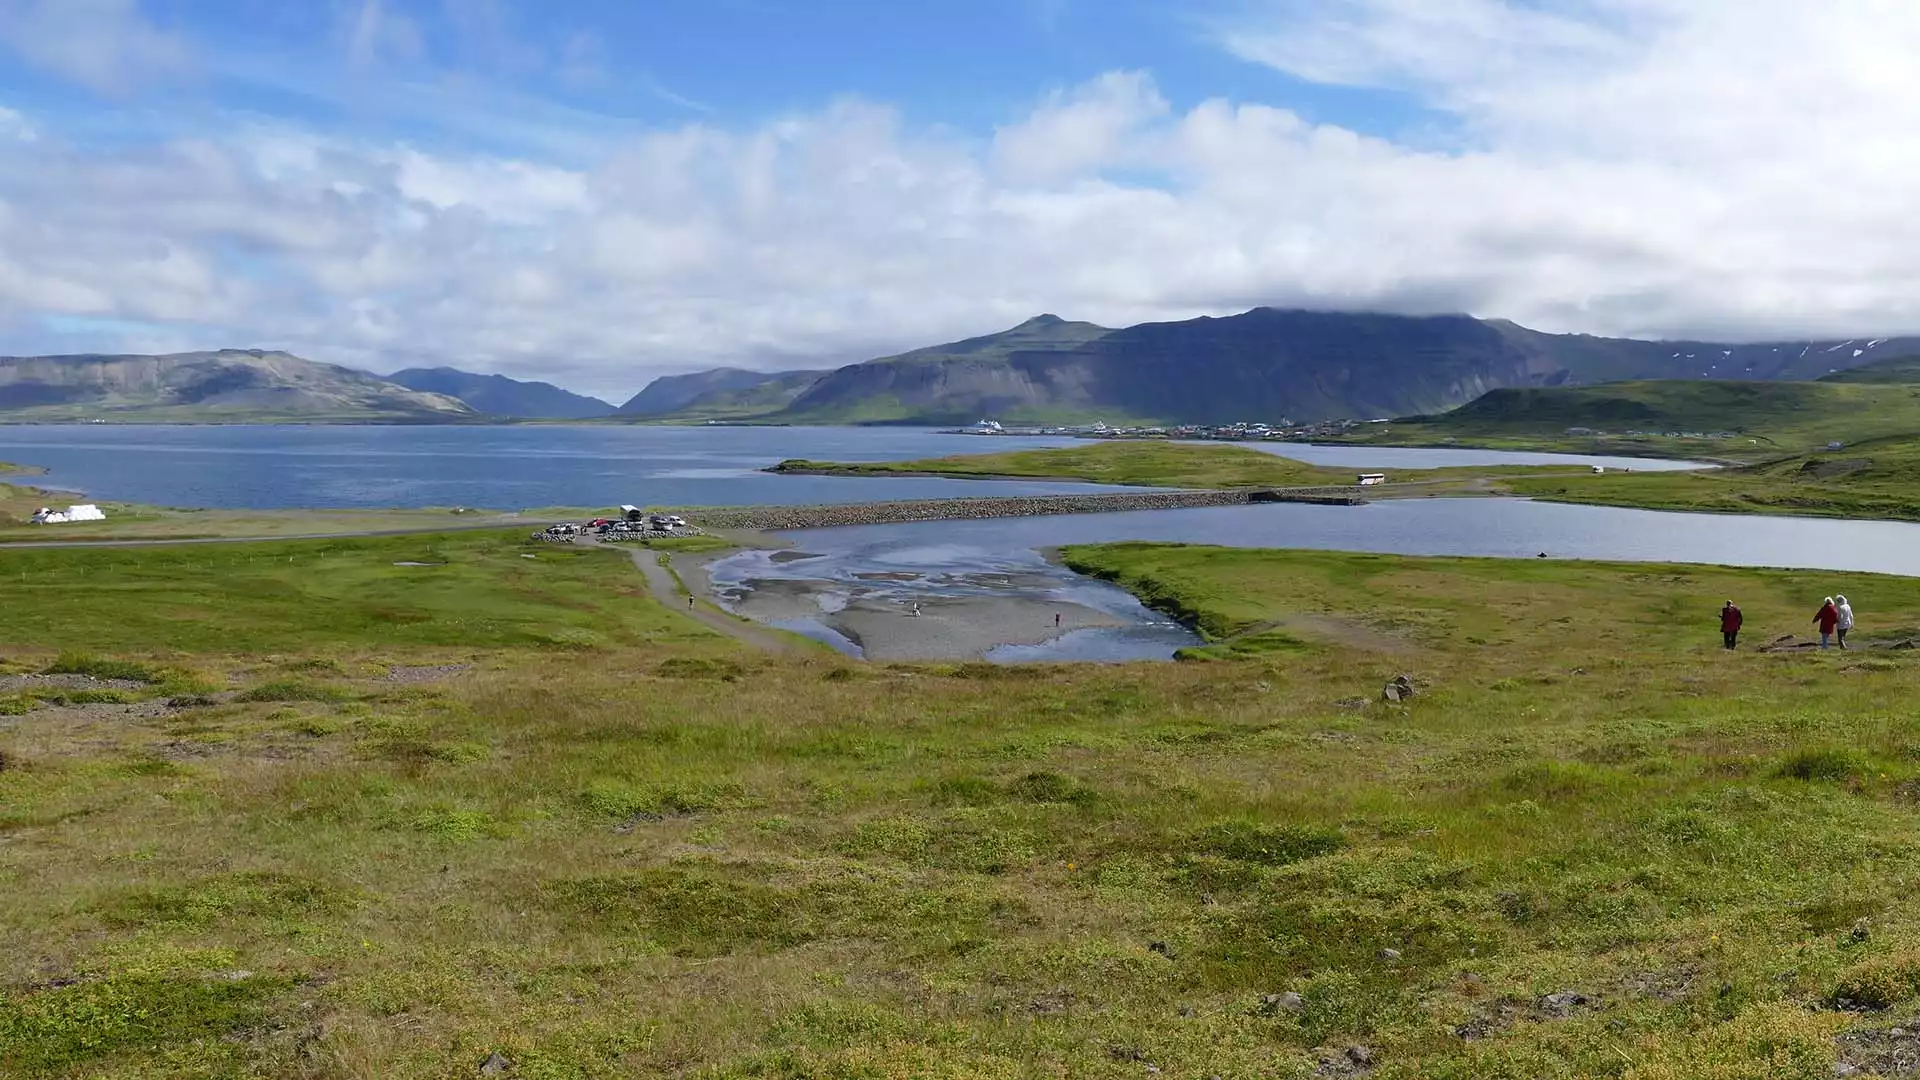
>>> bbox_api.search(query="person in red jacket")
[1814,597,1840,648]
[1720,601,1743,650]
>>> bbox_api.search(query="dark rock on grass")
[1536,991,1593,1018]
[1026,990,1074,1015]
[1455,990,1601,1040]
[1259,991,1304,1015]
[480,1050,512,1076]
[1836,1020,1920,1076]
[1382,674,1416,703]
[1315,1045,1377,1076]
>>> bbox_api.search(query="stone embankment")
[686,488,1363,531]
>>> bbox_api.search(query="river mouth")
[704,543,1201,663]
[703,494,1920,662]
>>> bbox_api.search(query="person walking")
[1720,600,1743,650]
[1836,594,1855,649]
[1814,597,1840,649]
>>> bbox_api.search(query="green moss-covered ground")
[7,533,1920,1077]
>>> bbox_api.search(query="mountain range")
[7,310,1919,424]
[617,367,829,417]
[386,367,613,418]
[696,310,1920,426]
[0,350,474,422]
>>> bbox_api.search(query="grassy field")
[773,441,1583,494]
[9,530,1920,1076]
[1325,379,1920,463]
[1508,434,1920,522]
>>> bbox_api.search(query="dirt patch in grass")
[385,664,472,683]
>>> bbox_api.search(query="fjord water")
[0,425,1102,508]
[0,424,1701,509]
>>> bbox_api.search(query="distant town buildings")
[952,418,1366,442]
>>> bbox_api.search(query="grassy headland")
[777,433,1920,525]
[1320,379,1920,463]
[8,531,1920,1076]
[772,441,1585,495]
[1506,434,1920,522]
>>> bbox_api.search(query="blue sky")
[1,1,1917,398]
[0,1,1436,158]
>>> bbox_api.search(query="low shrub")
[1830,950,1920,1011]
[42,653,163,683]
[1773,747,1869,782]
[234,680,352,704]
[1189,820,1347,866]
[0,972,292,1074]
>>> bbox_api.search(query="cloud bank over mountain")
[0,0,1917,397]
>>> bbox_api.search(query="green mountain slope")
[1819,354,1920,384]
[779,314,1119,423]
[618,367,829,417]
[0,350,475,422]
[1410,380,1920,450]
[386,367,612,418]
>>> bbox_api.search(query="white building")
[31,504,106,524]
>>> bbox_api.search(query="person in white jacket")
[1835,595,1855,649]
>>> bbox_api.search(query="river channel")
[707,497,1920,662]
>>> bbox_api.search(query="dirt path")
[617,546,802,655]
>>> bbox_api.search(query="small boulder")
[1260,991,1305,1014]
[480,1052,512,1077]
[1378,948,1402,962]
[1382,675,1415,703]
[1346,1045,1375,1066]
[1536,991,1591,1017]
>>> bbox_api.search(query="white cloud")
[0,0,192,96]
[7,1,1920,398]
[992,71,1169,181]
[0,105,33,141]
